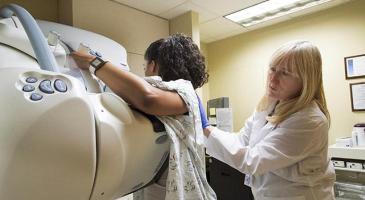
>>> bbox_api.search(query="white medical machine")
[352,123,365,147]
[0,4,169,200]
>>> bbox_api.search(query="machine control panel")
[20,74,69,102]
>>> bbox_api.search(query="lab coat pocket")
[298,156,323,176]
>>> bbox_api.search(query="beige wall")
[71,0,169,76]
[0,0,58,22]
[170,11,200,47]
[207,0,365,144]
[58,0,73,26]
[200,42,210,106]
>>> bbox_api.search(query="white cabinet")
[329,145,365,173]
[328,145,365,199]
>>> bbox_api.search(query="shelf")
[329,145,365,160]
[334,167,365,173]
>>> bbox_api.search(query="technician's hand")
[70,51,96,70]
[197,95,209,129]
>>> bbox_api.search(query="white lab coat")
[204,101,335,200]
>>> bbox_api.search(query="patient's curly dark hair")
[144,33,208,89]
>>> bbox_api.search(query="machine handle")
[0,4,59,72]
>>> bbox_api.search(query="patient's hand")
[70,52,95,70]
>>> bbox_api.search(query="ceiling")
[112,0,351,43]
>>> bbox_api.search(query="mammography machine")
[0,4,169,200]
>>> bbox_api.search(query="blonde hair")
[257,40,330,124]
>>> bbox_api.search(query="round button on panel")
[54,79,67,92]
[30,93,43,101]
[26,77,38,83]
[22,84,35,92]
[39,80,54,94]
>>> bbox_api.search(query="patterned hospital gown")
[142,76,217,200]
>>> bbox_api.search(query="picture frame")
[350,82,365,111]
[345,54,365,79]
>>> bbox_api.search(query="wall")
[207,0,365,144]
[70,0,169,76]
[0,0,58,22]
[170,11,200,47]
[200,42,210,105]
[58,0,73,26]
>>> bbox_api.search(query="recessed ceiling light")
[225,0,334,27]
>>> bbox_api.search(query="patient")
[72,34,216,200]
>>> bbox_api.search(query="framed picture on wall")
[350,82,365,111]
[345,54,365,79]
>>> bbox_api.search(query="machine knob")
[30,93,43,101]
[54,79,67,92]
[22,84,35,92]
[26,76,38,83]
[39,80,54,94]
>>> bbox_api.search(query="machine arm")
[0,4,59,72]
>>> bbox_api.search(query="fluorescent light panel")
[225,0,333,27]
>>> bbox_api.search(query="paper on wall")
[216,108,233,132]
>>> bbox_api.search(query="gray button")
[54,79,67,92]
[30,93,43,101]
[23,85,35,92]
[26,77,37,83]
[39,80,54,94]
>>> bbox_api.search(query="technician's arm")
[204,114,328,175]
[204,113,255,144]
[71,52,187,116]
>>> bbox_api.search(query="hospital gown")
[135,76,216,200]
